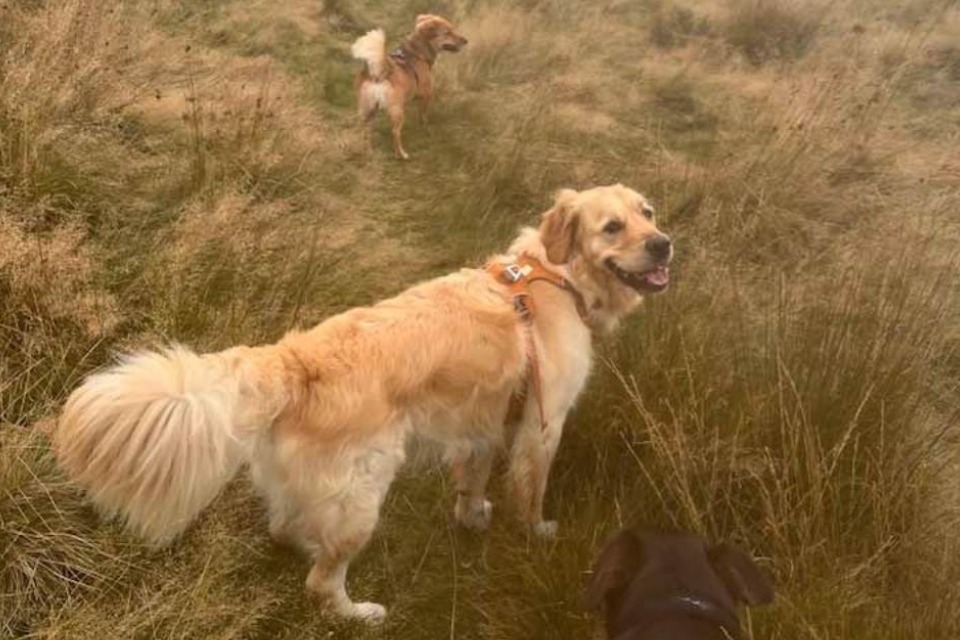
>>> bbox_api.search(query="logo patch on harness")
[503,263,533,283]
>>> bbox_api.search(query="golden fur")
[53,184,673,622]
[351,15,468,159]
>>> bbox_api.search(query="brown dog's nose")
[646,235,672,260]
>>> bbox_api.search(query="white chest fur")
[536,312,593,421]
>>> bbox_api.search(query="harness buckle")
[504,264,525,283]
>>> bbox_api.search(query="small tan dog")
[351,15,468,159]
[53,184,672,623]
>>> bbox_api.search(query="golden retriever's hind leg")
[387,105,409,160]
[307,553,385,622]
[300,442,404,622]
[267,496,295,546]
[508,417,564,538]
[450,442,495,531]
[249,449,297,545]
[304,511,385,621]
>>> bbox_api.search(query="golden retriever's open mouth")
[605,258,670,293]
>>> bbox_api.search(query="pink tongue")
[645,266,670,286]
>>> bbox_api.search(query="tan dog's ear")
[539,188,579,265]
[416,14,439,33]
[708,543,775,607]
[584,529,643,612]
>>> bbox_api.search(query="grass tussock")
[2,0,960,638]
[650,5,712,50]
[724,0,822,66]
[0,426,128,637]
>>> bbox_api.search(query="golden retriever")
[53,184,672,623]
[351,15,468,159]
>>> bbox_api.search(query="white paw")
[456,498,493,531]
[533,520,558,539]
[350,601,387,623]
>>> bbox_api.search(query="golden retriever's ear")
[539,188,579,265]
[583,529,643,612]
[708,543,775,607]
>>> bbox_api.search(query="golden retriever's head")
[539,184,672,295]
[414,14,468,53]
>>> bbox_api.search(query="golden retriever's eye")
[641,205,655,220]
[603,220,624,234]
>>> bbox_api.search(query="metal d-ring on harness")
[485,256,589,433]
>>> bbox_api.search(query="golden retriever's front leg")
[450,442,495,530]
[508,417,565,538]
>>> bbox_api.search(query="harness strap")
[486,255,587,432]
[389,47,421,84]
[522,309,547,434]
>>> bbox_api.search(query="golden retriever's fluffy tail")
[351,28,387,80]
[54,345,287,545]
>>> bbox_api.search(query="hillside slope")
[2,1,959,638]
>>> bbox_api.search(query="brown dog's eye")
[603,220,624,234]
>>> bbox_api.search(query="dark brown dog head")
[585,530,774,640]
[414,14,468,52]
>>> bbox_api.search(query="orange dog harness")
[485,256,588,431]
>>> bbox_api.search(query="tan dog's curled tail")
[351,28,387,81]
[54,345,287,545]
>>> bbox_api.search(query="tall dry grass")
[2,0,959,638]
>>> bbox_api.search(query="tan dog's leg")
[450,442,495,530]
[360,109,377,152]
[387,104,409,160]
[508,415,565,538]
[416,77,433,125]
[357,88,378,153]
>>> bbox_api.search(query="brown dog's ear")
[539,188,579,265]
[584,529,643,611]
[415,14,439,35]
[708,543,775,607]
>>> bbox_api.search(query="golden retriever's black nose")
[646,235,672,260]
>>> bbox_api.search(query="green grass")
[2,0,960,638]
